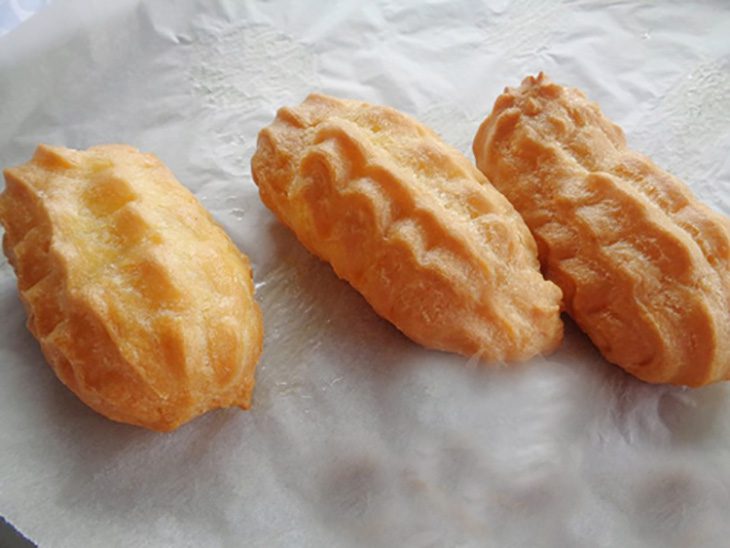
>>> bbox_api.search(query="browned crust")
[252,94,563,362]
[0,145,263,430]
[473,73,730,386]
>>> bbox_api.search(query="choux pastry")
[473,74,730,386]
[0,145,263,430]
[252,94,563,362]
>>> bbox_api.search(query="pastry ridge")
[252,93,563,362]
[473,73,730,386]
[0,144,263,430]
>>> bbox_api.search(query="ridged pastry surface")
[252,93,563,362]
[0,144,263,431]
[473,73,730,386]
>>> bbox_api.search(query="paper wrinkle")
[1,1,729,547]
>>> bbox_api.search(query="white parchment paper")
[1,1,729,546]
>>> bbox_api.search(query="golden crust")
[473,73,730,386]
[252,94,563,362]
[0,144,263,431]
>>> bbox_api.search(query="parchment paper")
[1,1,729,546]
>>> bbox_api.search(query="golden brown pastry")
[252,93,563,362]
[473,73,730,386]
[0,144,263,431]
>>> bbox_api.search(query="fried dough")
[252,94,563,362]
[0,145,263,430]
[473,73,730,386]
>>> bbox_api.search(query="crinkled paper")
[1,1,729,546]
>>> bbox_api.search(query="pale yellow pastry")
[473,73,730,386]
[0,144,263,431]
[251,94,563,362]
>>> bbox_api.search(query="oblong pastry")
[473,73,730,386]
[251,93,563,362]
[0,144,263,431]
